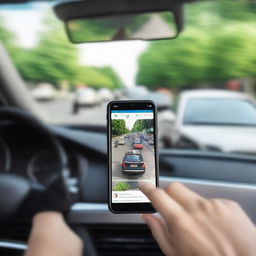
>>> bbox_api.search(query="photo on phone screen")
[108,101,158,212]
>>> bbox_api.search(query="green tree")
[77,67,117,89]
[77,66,123,89]
[0,10,123,89]
[2,10,80,87]
[137,28,209,89]
[25,11,79,86]
[95,67,123,88]
[136,0,256,89]
[68,14,151,42]
[112,119,129,136]
[0,15,15,47]
[205,23,256,82]
[132,119,153,132]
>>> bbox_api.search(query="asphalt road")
[112,136,155,183]
[37,96,107,125]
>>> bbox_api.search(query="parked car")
[117,138,125,145]
[158,109,176,148]
[113,89,125,99]
[148,140,154,145]
[31,83,56,101]
[174,89,256,153]
[73,88,100,114]
[98,88,114,102]
[121,150,146,174]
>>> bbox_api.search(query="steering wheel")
[0,107,70,221]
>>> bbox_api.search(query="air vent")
[88,225,164,256]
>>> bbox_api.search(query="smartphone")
[107,100,159,213]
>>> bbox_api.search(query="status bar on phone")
[111,112,153,119]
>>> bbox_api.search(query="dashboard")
[2,122,256,203]
[1,122,256,256]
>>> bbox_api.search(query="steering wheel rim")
[0,107,70,220]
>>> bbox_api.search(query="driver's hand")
[19,173,72,218]
[39,173,72,214]
[24,212,83,256]
[139,182,256,256]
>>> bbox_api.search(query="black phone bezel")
[107,100,159,214]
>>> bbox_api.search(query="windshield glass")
[184,99,256,126]
[124,155,142,162]
[1,0,256,155]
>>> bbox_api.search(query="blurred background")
[1,0,256,153]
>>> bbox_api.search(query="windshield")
[124,155,142,162]
[184,99,256,126]
[1,0,256,155]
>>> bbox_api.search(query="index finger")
[139,182,185,221]
[166,182,205,211]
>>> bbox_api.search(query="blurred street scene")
[1,0,256,154]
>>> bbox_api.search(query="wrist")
[27,211,83,256]
[33,211,64,227]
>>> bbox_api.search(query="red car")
[133,139,143,149]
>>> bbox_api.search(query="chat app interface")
[111,109,156,203]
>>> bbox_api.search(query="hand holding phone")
[107,100,159,213]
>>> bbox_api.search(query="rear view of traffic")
[111,108,156,203]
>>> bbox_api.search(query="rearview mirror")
[67,11,177,43]
[54,0,184,44]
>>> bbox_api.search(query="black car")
[121,150,146,174]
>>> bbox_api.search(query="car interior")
[0,0,256,255]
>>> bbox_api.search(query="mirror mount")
[54,0,184,43]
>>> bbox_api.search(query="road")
[131,14,175,40]
[37,96,107,125]
[36,96,174,151]
[112,136,156,183]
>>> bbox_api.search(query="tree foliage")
[68,13,151,42]
[132,119,153,132]
[95,67,123,88]
[0,15,15,47]
[112,119,129,136]
[0,11,123,89]
[136,0,256,89]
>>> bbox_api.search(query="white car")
[157,108,176,148]
[117,138,125,145]
[173,89,256,153]
[98,88,114,102]
[148,140,154,145]
[73,88,100,113]
[31,83,56,101]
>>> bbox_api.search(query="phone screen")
[109,102,157,209]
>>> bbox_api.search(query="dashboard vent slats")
[88,225,164,256]
[0,222,30,242]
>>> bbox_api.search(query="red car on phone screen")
[133,139,144,149]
